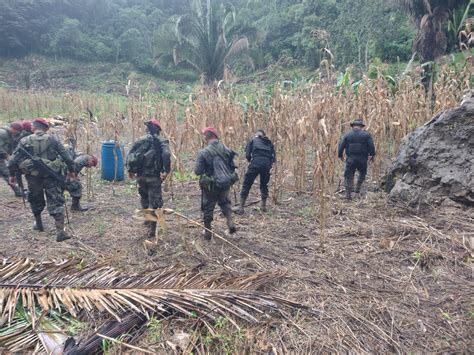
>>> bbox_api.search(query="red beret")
[202,127,219,138]
[33,118,50,127]
[149,119,161,129]
[10,122,23,132]
[22,121,32,132]
[89,155,98,167]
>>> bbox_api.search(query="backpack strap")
[207,143,229,164]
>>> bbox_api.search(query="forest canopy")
[0,0,471,81]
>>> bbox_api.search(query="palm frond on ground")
[0,258,309,351]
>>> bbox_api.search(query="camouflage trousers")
[0,159,9,184]
[26,175,65,216]
[201,187,232,225]
[64,179,82,198]
[137,176,163,209]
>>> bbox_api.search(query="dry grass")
[1,179,472,352]
[0,62,471,235]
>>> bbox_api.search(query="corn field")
[0,62,471,241]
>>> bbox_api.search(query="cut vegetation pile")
[0,258,307,353]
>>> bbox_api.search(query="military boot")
[71,197,88,212]
[54,215,71,242]
[33,214,44,232]
[203,222,212,240]
[224,212,237,234]
[355,178,364,194]
[261,197,268,212]
[147,222,157,240]
[344,177,353,200]
[237,196,247,215]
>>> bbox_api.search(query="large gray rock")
[385,91,474,207]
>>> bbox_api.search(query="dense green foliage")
[0,0,471,82]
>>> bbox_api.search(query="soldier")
[13,121,34,195]
[238,129,276,214]
[20,121,33,139]
[65,151,98,212]
[195,127,238,240]
[126,119,171,238]
[338,119,376,200]
[8,118,77,242]
[0,122,24,197]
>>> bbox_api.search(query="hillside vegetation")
[1,0,472,85]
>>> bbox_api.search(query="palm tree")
[156,0,251,83]
[398,0,472,62]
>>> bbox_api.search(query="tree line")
[0,0,471,82]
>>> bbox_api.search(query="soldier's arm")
[74,155,89,174]
[367,134,376,157]
[54,137,76,173]
[8,143,25,176]
[194,151,206,176]
[338,136,347,159]
[228,149,237,172]
[245,140,253,162]
[160,138,172,173]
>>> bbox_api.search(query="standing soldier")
[238,129,276,214]
[0,122,24,197]
[8,118,77,242]
[338,119,376,200]
[13,121,34,195]
[126,119,171,238]
[195,127,238,240]
[64,150,98,212]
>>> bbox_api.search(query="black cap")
[350,119,365,127]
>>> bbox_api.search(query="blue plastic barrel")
[101,141,124,181]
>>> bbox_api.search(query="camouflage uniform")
[12,130,32,194]
[126,133,171,236]
[195,140,237,239]
[9,131,76,240]
[0,126,23,196]
[63,153,95,212]
[15,129,33,143]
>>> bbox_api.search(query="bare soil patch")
[0,178,472,352]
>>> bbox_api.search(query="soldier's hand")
[67,172,77,181]
[9,176,16,185]
[128,172,136,180]
[160,172,169,181]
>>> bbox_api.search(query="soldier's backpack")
[18,134,66,176]
[127,136,161,174]
[207,144,238,189]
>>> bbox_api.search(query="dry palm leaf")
[0,306,73,353]
[0,258,310,351]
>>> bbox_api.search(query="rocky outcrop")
[385,91,474,207]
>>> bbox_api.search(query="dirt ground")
[0,175,473,352]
